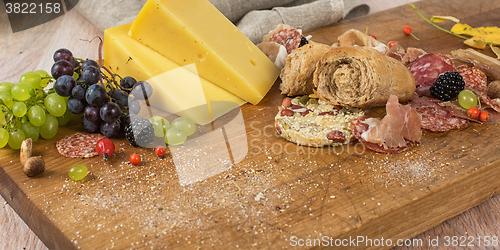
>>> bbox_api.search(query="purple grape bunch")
[50,48,153,138]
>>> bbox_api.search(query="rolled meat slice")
[313,46,416,108]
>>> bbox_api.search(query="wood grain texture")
[2,0,500,250]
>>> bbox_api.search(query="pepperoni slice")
[56,133,106,158]
[351,117,413,153]
[407,53,456,88]
[268,28,302,54]
[457,65,487,92]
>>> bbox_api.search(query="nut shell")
[487,80,500,99]
[23,156,45,177]
[20,138,33,165]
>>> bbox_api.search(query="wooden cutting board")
[2,0,500,249]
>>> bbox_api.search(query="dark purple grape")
[51,60,74,79]
[85,84,108,107]
[81,116,101,133]
[110,89,128,108]
[100,102,121,123]
[100,121,121,138]
[84,105,100,122]
[54,75,77,97]
[67,97,85,114]
[53,48,73,62]
[81,59,99,70]
[72,84,86,100]
[81,66,101,85]
[120,76,136,90]
[131,81,153,100]
[128,97,141,115]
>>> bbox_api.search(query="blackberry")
[124,117,155,147]
[430,71,465,101]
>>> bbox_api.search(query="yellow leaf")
[464,37,486,49]
[482,34,500,45]
[430,16,460,23]
[451,23,500,37]
[490,45,500,59]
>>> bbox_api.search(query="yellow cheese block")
[103,23,246,125]
[128,0,280,105]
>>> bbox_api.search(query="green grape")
[21,121,39,143]
[171,117,196,136]
[0,127,8,148]
[72,72,79,80]
[68,164,88,181]
[149,116,170,137]
[28,105,46,127]
[57,108,72,126]
[165,127,187,146]
[20,72,42,89]
[12,102,27,117]
[0,93,15,109]
[0,108,3,123]
[11,82,32,101]
[35,70,51,88]
[44,93,66,117]
[458,90,478,110]
[0,82,14,93]
[39,113,58,139]
[7,129,25,149]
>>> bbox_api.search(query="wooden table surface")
[2,0,500,249]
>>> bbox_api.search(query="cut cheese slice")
[103,23,246,125]
[128,0,280,105]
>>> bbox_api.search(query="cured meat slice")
[351,117,414,153]
[351,95,421,153]
[267,27,302,54]
[56,133,106,158]
[410,98,469,132]
[407,53,456,88]
[478,92,500,113]
[364,95,422,147]
[401,47,427,66]
[457,65,487,92]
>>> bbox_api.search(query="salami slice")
[268,28,302,54]
[56,133,106,158]
[457,65,487,92]
[407,53,456,88]
[410,98,469,132]
[351,117,413,154]
[479,92,500,113]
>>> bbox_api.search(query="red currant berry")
[130,153,141,165]
[155,146,166,158]
[403,26,412,35]
[96,138,115,162]
[467,107,480,119]
[479,111,489,122]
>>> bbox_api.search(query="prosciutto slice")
[351,95,422,153]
